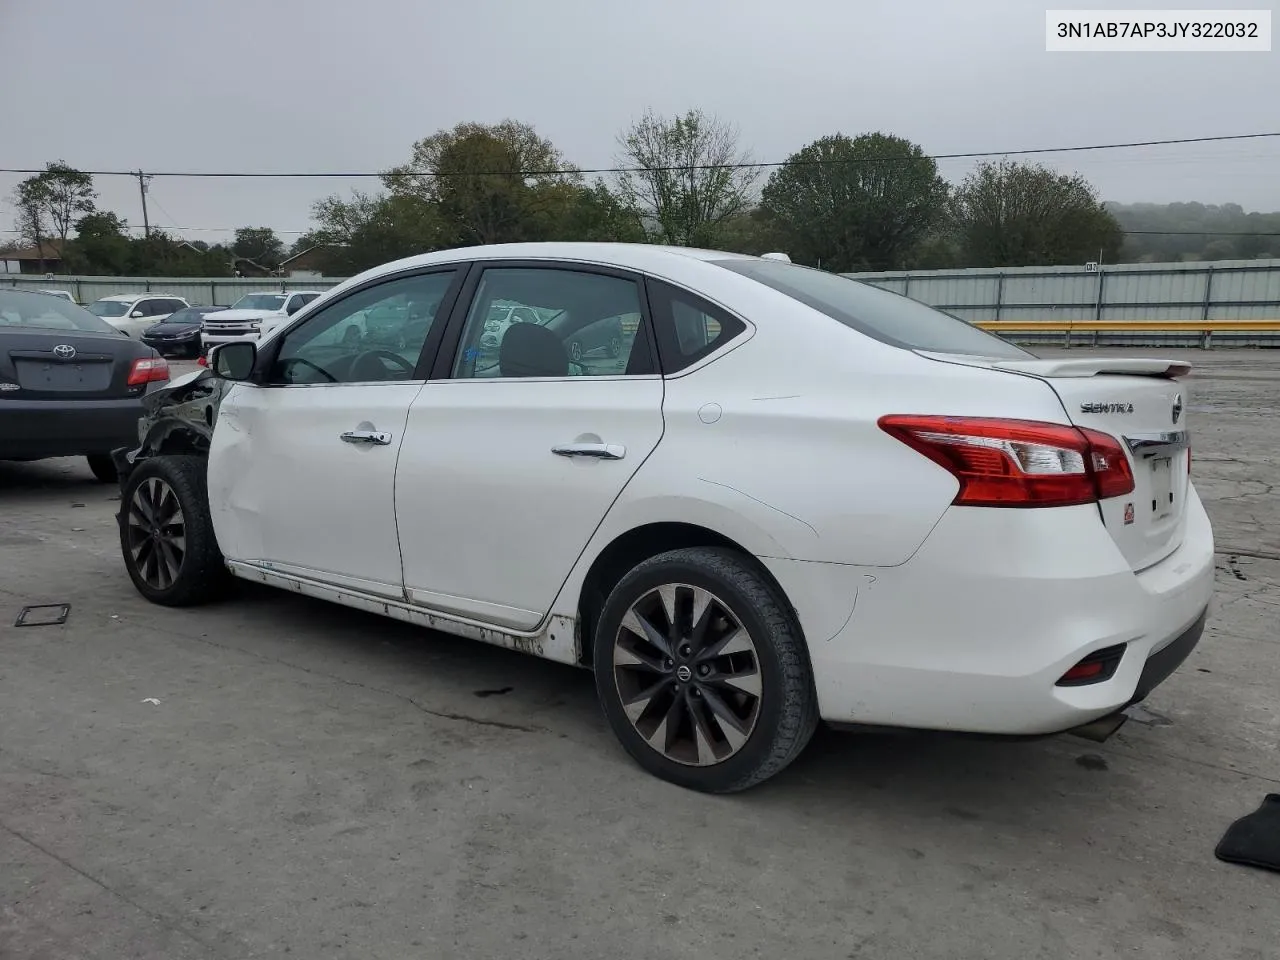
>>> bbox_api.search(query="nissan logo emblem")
[52,344,76,360]
[1172,394,1183,424]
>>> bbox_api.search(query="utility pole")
[136,170,151,238]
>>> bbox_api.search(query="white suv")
[200,291,324,349]
[87,294,189,338]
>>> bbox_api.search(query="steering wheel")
[279,356,337,383]
[357,349,417,376]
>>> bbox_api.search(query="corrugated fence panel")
[1002,273,1097,307]
[846,258,1280,327]
[0,275,346,306]
[1211,266,1280,307]
[1103,269,1204,305]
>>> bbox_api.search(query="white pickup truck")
[199,290,324,350]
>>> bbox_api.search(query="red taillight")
[878,415,1135,508]
[1057,643,1127,686]
[1061,661,1105,682]
[127,356,170,386]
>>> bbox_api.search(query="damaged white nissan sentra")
[112,242,1214,793]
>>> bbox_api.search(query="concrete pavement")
[1,348,1277,959]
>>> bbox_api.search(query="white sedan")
[111,242,1214,793]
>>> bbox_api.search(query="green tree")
[385,119,581,246]
[952,160,1122,267]
[539,180,646,243]
[11,162,98,267]
[232,227,285,271]
[759,133,949,272]
[64,211,131,274]
[615,108,759,247]
[305,190,450,274]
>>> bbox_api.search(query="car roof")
[96,293,187,302]
[335,243,756,289]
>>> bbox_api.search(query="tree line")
[6,111,1276,278]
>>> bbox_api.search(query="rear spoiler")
[988,357,1192,379]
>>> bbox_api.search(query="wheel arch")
[571,520,798,667]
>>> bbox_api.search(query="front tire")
[119,455,229,606]
[593,547,818,793]
[87,454,118,483]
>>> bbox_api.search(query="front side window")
[452,268,648,379]
[267,271,456,385]
[712,258,1032,359]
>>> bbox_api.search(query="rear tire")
[593,546,818,793]
[119,455,230,606]
[87,455,118,484]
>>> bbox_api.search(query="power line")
[1,132,1278,179]
[1121,230,1280,237]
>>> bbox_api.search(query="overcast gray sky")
[2,0,1277,246]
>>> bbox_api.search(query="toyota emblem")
[1171,394,1183,424]
[52,344,77,360]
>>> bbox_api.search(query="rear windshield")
[1,290,122,333]
[712,259,1031,359]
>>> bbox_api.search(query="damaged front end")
[111,368,234,483]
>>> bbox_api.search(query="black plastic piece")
[14,603,70,627]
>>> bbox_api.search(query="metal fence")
[844,258,1280,347]
[0,274,346,307]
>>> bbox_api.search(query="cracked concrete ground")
[1,349,1278,960]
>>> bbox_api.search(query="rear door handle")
[341,430,392,445]
[552,442,626,460]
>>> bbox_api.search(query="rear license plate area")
[1150,457,1173,520]
[15,359,112,392]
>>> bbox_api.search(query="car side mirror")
[286,301,301,315]
[131,310,145,318]
[210,341,257,381]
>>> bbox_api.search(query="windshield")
[162,308,204,324]
[88,299,131,318]
[230,294,286,311]
[1,290,123,333]
[713,259,1032,359]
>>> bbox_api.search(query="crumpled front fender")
[111,369,234,481]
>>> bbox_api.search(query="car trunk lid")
[921,352,1192,572]
[1,331,143,400]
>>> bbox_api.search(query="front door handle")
[552,442,626,460]
[341,430,392,445]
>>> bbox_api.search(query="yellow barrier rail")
[975,320,1280,333]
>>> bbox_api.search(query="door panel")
[396,262,664,630]
[206,269,462,597]
[395,378,664,628]
[208,382,421,597]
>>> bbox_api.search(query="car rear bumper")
[0,396,146,459]
[766,484,1216,735]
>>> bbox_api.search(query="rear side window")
[645,279,746,374]
[712,259,1031,359]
